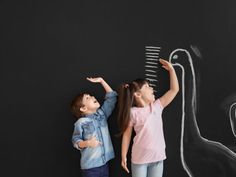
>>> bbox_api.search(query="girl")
[117,59,179,177]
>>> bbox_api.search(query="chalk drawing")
[169,48,236,177]
[221,94,236,138]
[229,103,236,137]
[145,46,161,91]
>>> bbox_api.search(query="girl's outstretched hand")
[86,77,103,83]
[159,59,174,71]
[121,157,130,173]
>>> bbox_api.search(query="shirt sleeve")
[128,111,135,127]
[153,99,164,111]
[71,123,83,150]
[99,91,117,118]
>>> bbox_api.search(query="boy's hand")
[87,136,102,148]
[159,59,174,71]
[87,77,103,83]
[121,157,130,173]
[87,77,113,93]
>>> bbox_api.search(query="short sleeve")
[153,99,163,111]
[128,110,135,127]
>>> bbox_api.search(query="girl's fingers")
[162,66,168,70]
[125,166,130,173]
[159,59,167,63]
[121,161,129,173]
[124,165,129,173]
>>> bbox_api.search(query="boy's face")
[80,94,100,114]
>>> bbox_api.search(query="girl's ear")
[80,106,87,113]
[134,91,141,98]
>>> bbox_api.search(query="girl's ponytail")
[117,79,148,136]
[117,83,134,136]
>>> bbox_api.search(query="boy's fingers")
[87,77,99,83]
[96,140,102,145]
[90,136,97,141]
[87,77,96,80]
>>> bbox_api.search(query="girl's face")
[138,83,155,104]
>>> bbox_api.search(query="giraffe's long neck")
[229,103,236,137]
[182,53,202,143]
[170,49,202,177]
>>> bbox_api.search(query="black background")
[1,0,236,177]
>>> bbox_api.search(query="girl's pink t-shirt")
[129,99,166,164]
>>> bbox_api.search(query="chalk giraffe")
[168,49,236,177]
[220,95,236,152]
[227,101,236,152]
[220,93,236,138]
[229,102,236,138]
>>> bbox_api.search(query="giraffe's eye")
[173,55,178,59]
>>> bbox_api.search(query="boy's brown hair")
[71,93,87,118]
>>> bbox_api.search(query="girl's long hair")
[117,78,148,136]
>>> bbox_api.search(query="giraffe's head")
[169,49,190,67]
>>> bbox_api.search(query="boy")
[71,77,117,177]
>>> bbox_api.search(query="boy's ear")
[80,106,87,113]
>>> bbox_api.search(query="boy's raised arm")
[87,77,117,118]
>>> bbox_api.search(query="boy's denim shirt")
[72,91,117,170]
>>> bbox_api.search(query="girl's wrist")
[168,67,175,72]
[121,155,126,159]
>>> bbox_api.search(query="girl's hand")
[121,157,130,173]
[159,59,174,71]
[86,77,104,83]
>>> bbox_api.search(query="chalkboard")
[1,0,236,177]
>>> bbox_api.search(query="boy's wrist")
[100,78,105,84]
[79,140,91,148]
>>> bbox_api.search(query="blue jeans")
[82,163,109,177]
[131,161,163,177]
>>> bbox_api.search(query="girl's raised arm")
[159,59,179,108]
